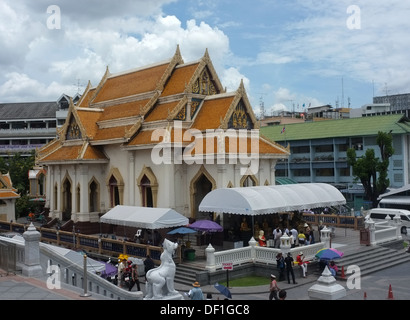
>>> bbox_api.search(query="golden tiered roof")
[37,46,289,164]
[0,173,19,200]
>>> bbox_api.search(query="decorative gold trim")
[220,80,259,130]
[137,166,158,208]
[167,96,188,120]
[60,171,73,219]
[89,66,111,106]
[75,80,93,107]
[105,167,125,207]
[240,174,259,187]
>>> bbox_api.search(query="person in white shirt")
[273,227,282,248]
[290,227,298,247]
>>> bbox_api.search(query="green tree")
[0,152,36,219]
[347,131,394,207]
[1,152,35,195]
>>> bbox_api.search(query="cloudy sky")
[1,0,410,116]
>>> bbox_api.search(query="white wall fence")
[205,227,332,272]
[364,214,402,246]
[0,225,142,300]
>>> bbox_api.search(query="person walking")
[269,274,280,300]
[276,253,285,281]
[290,226,298,247]
[117,258,126,287]
[188,282,204,300]
[296,252,308,278]
[128,264,141,291]
[284,252,297,284]
[144,255,155,281]
[273,227,282,248]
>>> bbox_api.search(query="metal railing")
[302,213,364,230]
[0,236,142,300]
[0,221,165,264]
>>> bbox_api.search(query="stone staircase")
[334,241,410,280]
[175,262,206,286]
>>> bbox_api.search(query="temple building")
[36,47,289,233]
[0,173,20,222]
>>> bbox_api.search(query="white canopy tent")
[100,205,189,229]
[199,183,346,215]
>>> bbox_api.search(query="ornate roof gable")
[59,98,89,142]
[220,80,259,130]
[188,49,225,96]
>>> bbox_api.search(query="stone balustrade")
[206,226,332,271]
[0,224,142,300]
[364,213,403,246]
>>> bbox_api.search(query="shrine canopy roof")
[100,205,189,229]
[199,183,346,215]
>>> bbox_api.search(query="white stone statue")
[144,238,182,300]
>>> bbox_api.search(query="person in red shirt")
[296,252,308,278]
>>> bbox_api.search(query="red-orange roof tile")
[93,63,170,103]
[92,125,133,141]
[192,96,234,131]
[144,101,180,122]
[98,99,150,122]
[160,63,199,97]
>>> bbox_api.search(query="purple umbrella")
[101,262,117,278]
[189,220,223,232]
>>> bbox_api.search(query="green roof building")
[261,114,410,209]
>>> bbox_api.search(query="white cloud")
[0,72,72,102]
[265,0,410,94]
[220,67,250,93]
[266,87,323,115]
[0,0,233,102]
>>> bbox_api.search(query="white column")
[22,223,43,277]
[249,237,257,262]
[47,165,54,215]
[366,218,376,246]
[129,152,135,206]
[205,244,216,272]
[79,164,88,221]
[71,166,78,221]
[393,214,403,240]
[55,165,61,219]
[320,226,331,248]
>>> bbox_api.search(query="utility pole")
[258,93,267,119]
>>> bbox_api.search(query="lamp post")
[80,254,92,297]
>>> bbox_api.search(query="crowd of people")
[268,222,318,298]
[106,254,155,292]
[257,222,317,249]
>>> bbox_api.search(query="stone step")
[174,263,206,286]
[334,244,410,280]
[335,247,395,267]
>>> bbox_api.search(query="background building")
[261,114,410,209]
[0,94,79,157]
